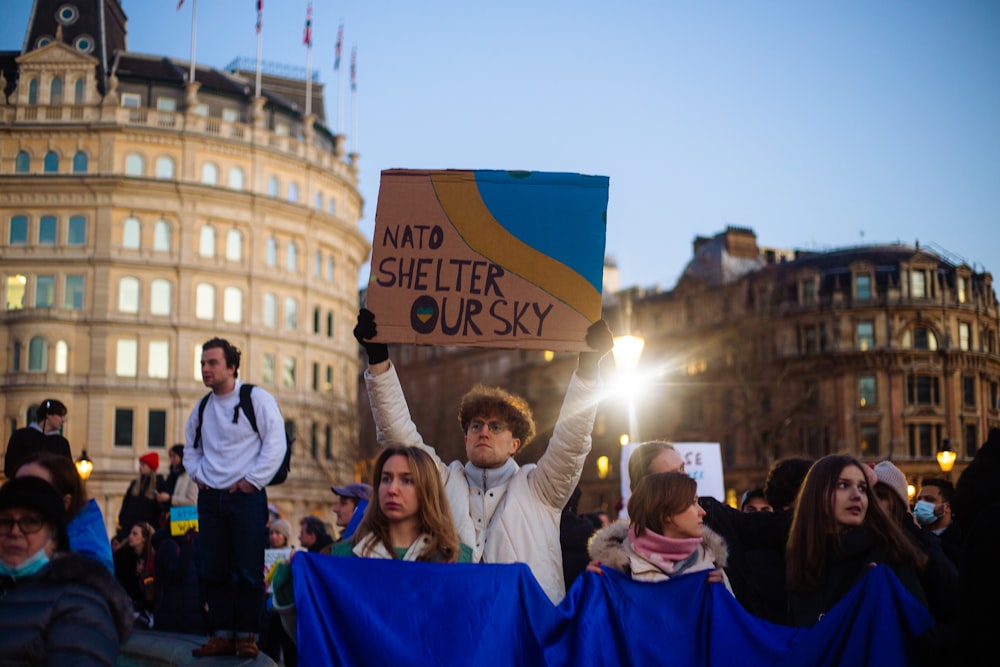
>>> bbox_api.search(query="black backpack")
[192,383,293,486]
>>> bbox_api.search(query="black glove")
[353,308,389,365]
[577,319,614,380]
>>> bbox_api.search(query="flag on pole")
[256,0,263,34]
[334,23,344,70]
[303,2,312,46]
[177,0,184,9]
[350,45,357,91]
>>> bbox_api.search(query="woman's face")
[379,455,419,526]
[0,508,56,567]
[269,529,288,548]
[648,449,685,475]
[169,451,182,468]
[662,493,705,539]
[139,462,152,476]
[128,524,147,550]
[832,464,869,529]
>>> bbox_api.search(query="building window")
[73,78,84,104]
[859,375,876,408]
[72,151,88,173]
[114,409,134,447]
[799,323,827,354]
[39,216,57,244]
[118,277,140,313]
[124,153,144,176]
[54,341,68,374]
[28,79,38,104]
[957,276,967,304]
[288,182,300,203]
[150,279,171,315]
[199,225,215,257]
[43,151,59,173]
[328,198,336,215]
[325,365,333,393]
[284,297,298,330]
[801,279,817,305]
[267,176,279,197]
[262,353,275,385]
[857,321,874,351]
[286,242,298,272]
[903,327,938,351]
[326,311,334,338]
[148,410,167,448]
[223,287,243,323]
[49,77,64,105]
[121,93,141,109]
[228,167,245,191]
[266,237,277,266]
[12,342,21,371]
[35,275,54,307]
[312,362,320,391]
[226,229,243,261]
[156,97,176,112]
[68,215,86,245]
[148,341,170,378]
[15,151,30,173]
[963,376,976,407]
[906,374,940,406]
[855,274,872,300]
[263,294,276,328]
[316,192,323,210]
[958,322,971,351]
[28,336,47,371]
[64,275,84,309]
[155,156,175,179]
[122,217,141,249]
[9,215,28,244]
[5,275,26,310]
[859,423,879,458]
[965,423,978,458]
[804,426,827,459]
[325,424,333,459]
[154,220,171,251]
[314,251,322,277]
[116,339,138,376]
[326,256,335,283]
[282,356,296,388]
[221,108,240,123]
[196,283,215,320]
[73,35,94,53]
[312,307,321,334]
[911,270,927,299]
[907,423,941,459]
[201,162,218,185]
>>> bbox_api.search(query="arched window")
[155,156,175,179]
[15,151,30,173]
[199,225,215,258]
[288,182,299,202]
[226,229,243,261]
[28,79,38,104]
[265,237,277,267]
[903,327,939,351]
[201,162,218,185]
[263,293,277,328]
[223,287,243,323]
[74,78,85,104]
[50,77,63,105]
[43,151,59,173]
[195,283,215,320]
[28,336,48,371]
[125,153,144,176]
[267,176,279,197]
[122,217,141,249]
[150,279,172,315]
[228,167,245,191]
[118,276,140,313]
[286,241,297,272]
[9,216,28,244]
[72,151,88,173]
[54,341,68,374]
[38,216,57,244]
[154,220,171,251]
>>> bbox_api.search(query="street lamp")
[596,455,610,480]
[613,333,645,516]
[936,440,956,480]
[75,449,94,481]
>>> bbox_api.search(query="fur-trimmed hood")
[588,519,729,574]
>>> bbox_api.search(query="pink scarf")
[628,525,701,574]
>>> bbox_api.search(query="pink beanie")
[873,461,908,506]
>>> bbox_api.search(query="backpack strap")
[192,392,212,449]
[236,383,259,434]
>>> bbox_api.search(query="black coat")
[3,426,72,477]
[152,532,207,634]
[117,474,165,539]
[0,552,133,666]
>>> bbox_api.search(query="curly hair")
[457,385,536,447]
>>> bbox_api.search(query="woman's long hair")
[628,472,698,537]
[15,452,87,519]
[786,454,927,593]
[352,447,460,562]
[130,468,157,500]
[131,521,155,561]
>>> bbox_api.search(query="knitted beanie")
[873,461,909,506]
[139,452,159,471]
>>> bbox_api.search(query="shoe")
[235,636,260,659]
[191,636,236,657]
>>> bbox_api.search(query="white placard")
[619,441,725,518]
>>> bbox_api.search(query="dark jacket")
[117,474,165,539]
[152,531,207,634]
[3,425,72,477]
[788,525,927,627]
[0,552,133,666]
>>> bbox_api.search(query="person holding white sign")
[354,308,612,604]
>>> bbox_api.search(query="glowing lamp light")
[612,335,645,372]
[936,448,957,473]
[907,484,916,500]
[75,450,94,481]
[543,350,555,362]
[596,455,610,479]
[619,434,630,447]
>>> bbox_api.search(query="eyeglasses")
[468,420,508,435]
[0,515,46,535]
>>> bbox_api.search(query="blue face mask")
[913,500,939,526]
[0,547,51,579]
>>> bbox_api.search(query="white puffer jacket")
[365,363,600,604]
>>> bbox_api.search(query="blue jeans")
[198,486,268,634]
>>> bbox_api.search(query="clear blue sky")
[4,1,999,289]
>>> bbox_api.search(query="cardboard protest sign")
[366,169,609,351]
[169,505,198,536]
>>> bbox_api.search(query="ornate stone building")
[1,0,369,531]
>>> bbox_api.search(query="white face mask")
[0,547,51,579]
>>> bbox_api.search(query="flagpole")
[255,2,263,98]
[336,22,344,135]
[304,3,312,116]
[350,44,357,153]
[188,0,197,84]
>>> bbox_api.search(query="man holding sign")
[355,309,612,604]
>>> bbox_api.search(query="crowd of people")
[1,316,998,665]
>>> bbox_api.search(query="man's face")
[917,485,950,525]
[42,412,65,432]
[201,347,235,392]
[298,524,315,548]
[464,414,521,469]
[648,449,685,475]
[333,496,358,528]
